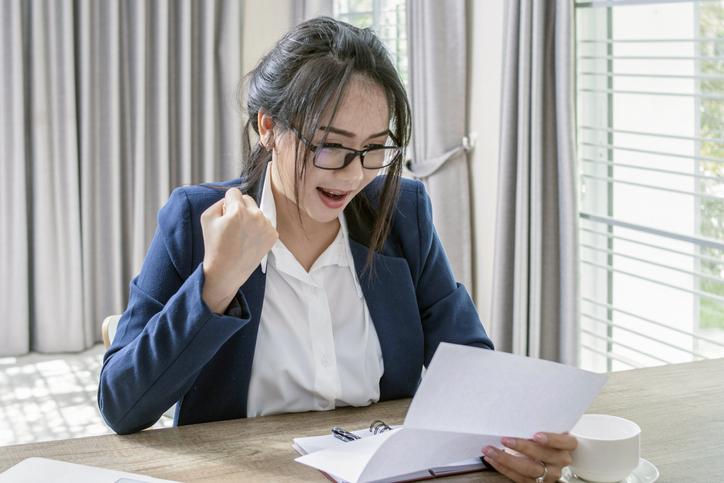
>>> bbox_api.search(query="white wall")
[467,0,505,330]
[242,0,295,79]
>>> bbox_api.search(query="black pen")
[331,426,361,442]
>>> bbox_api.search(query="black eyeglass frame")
[291,127,403,171]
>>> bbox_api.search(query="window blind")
[575,0,724,371]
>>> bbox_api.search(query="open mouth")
[317,187,348,201]
[316,187,351,208]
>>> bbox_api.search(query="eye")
[365,144,386,149]
[321,142,344,149]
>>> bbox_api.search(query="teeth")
[321,188,345,195]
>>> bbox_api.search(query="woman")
[98,16,575,483]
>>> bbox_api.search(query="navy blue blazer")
[98,170,494,435]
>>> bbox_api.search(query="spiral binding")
[369,419,392,435]
[331,419,394,442]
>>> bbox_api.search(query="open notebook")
[294,343,608,483]
[293,425,487,482]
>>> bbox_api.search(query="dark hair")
[238,16,411,269]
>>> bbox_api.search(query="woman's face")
[270,75,391,226]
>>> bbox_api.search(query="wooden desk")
[1,358,722,482]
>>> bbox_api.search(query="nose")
[336,154,365,186]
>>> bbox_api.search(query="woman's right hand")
[200,188,278,314]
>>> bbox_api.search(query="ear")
[257,111,275,149]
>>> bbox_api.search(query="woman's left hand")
[482,432,576,482]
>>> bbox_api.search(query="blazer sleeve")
[97,187,252,435]
[413,182,495,367]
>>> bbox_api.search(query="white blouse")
[245,164,385,418]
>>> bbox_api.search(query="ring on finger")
[535,461,548,483]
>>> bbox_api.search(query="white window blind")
[332,0,408,87]
[575,0,724,371]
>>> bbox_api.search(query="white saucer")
[559,458,659,483]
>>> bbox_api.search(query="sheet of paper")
[293,426,485,482]
[0,457,179,483]
[294,427,385,455]
[296,429,398,482]
[296,343,608,483]
[405,343,608,436]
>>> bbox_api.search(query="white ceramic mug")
[569,414,641,482]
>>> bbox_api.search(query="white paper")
[0,457,179,483]
[296,429,398,482]
[294,427,394,455]
[296,343,607,483]
[293,426,485,482]
[405,343,607,436]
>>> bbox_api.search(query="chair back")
[101,315,122,349]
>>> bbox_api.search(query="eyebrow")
[319,126,390,141]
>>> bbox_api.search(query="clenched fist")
[200,188,278,313]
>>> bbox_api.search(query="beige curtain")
[406,0,474,291]
[491,0,579,364]
[0,0,244,355]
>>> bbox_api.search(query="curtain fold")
[0,0,244,355]
[491,0,579,364]
[1,0,31,356]
[406,0,473,291]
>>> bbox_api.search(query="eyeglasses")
[292,128,402,170]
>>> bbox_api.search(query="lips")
[316,187,351,208]
[317,187,349,200]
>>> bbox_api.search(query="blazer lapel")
[225,165,270,418]
[348,239,424,400]
[233,265,266,417]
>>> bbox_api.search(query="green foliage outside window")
[698,2,724,329]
